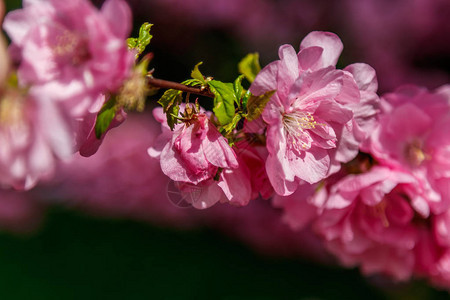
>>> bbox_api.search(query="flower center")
[372,200,389,228]
[0,91,24,127]
[282,110,321,150]
[52,28,90,66]
[404,140,427,167]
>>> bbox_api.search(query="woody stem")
[147,77,215,98]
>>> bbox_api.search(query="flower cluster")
[0,0,146,189]
[1,0,450,292]
[274,85,450,287]
[148,32,379,210]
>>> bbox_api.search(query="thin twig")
[147,77,215,98]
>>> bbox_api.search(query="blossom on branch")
[363,85,450,216]
[250,31,379,196]
[149,106,238,185]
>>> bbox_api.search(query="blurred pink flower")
[250,31,379,195]
[0,1,73,190]
[3,0,134,115]
[415,227,450,288]
[0,91,72,190]
[272,170,347,232]
[272,181,321,231]
[363,85,450,216]
[314,166,420,281]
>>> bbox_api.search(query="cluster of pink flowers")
[274,84,450,287]
[145,30,450,288]
[1,0,450,293]
[149,31,378,208]
[0,0,135,189]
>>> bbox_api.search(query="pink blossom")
[363,85,450,216]
[74,95,127,157]
[272,170,346,231]
[415,227,450,288]
[250,31,379,195]
[149,106,238,185]
[0,90,72,190]
[424,208,450,288]
[171,162,252,209]
[148,106,266,209]
[273,182,321,231]
[3,0,134,115]
[314,166,421,281]
[0,2,73,190]
[233,140,273,199]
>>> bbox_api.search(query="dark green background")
[0,209,447,300]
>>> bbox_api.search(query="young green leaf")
[158,89,182,130]
[190,62,207,84]
[181,78,204,87]
[222,113,242,133]
[208,80,236,125]
[127,23,153,56]
[166,104,180,130]
[241,90,251,112]
[238,53,261,83]
[95,96,117,139]
[246,90,275,121]
[233,75,244,108]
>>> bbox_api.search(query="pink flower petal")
[300,31,343,68]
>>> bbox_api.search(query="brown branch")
[147,77,215,98]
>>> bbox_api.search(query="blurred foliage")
[4,0,21,12]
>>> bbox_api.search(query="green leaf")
[158,89,182,130]
[238,53,261,83]
[246,90,275,121]
[241,90,251,112]
[222,113,242,133]
[166,104,180,130]
[95,96,117,139]
[181,78,204,87]
[127,23,153,56]
[190,62,206,84]
[208,80,236,125]
[135,54,152,76]
[233,75,244,108]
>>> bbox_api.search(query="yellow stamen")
[404,140,428,167]
[282,111,325,149]
[372,200,390,228]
